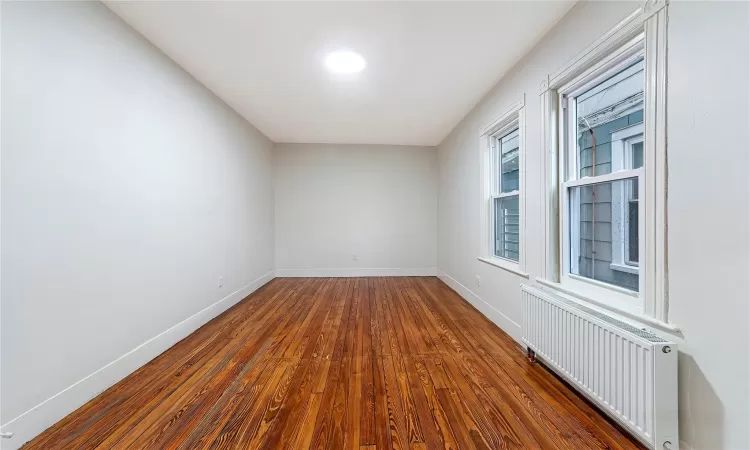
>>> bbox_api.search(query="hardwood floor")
[23,277,644,449]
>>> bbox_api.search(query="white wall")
[274,144,437,277]
[437,1,749,449]
[666,3,749,448]
[1,2,275,447]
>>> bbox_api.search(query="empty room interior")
[2,0,749,449]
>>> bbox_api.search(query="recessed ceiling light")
[324,50,366,74]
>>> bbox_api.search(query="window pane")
[569,178,639,291]
[632,141,643,169]
[576,59,644,178]
[494,195,519,261]
[628,199,639,263]
[499,128,519,193]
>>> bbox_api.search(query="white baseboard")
[436,269,523,346]
[0,270,275,450]
[275,267,437,278]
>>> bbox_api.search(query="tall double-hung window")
[493,128,520,261]
[564,58,644,292]
[539,1,670,325]
[479,98,527,277]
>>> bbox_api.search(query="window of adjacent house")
[492,128,520,261]
[562,56,645,298]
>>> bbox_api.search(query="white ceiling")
[107,1,576,146]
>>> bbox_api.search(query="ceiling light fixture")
[324,50,366,74]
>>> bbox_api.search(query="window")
[539,1,670,325]
[493,128,520,261]
[611,122,644,274]
[564,58,644,293]
[479,98,527,276]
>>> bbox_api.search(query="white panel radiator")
[521,285,678,450]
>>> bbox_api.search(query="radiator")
[521,285,678,450]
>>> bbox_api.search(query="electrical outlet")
[218,277,224,288]
[353,253,358,261]
[476,275,481,287]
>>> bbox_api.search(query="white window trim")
[538,0,671,328]
[478,96,527,276]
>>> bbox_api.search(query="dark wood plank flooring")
[23,277,644,449]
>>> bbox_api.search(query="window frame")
[478,97,528,277]
[491,127,520,262]
[559,47,646,309]
[538,1,672,329]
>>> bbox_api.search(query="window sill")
[535,277,680,333]
[610,262,639,275]
[477,257,529,278]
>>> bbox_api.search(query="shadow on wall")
[678,352,723,450]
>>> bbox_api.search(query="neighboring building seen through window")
[568,59,644,291]
[493,128,520,261]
